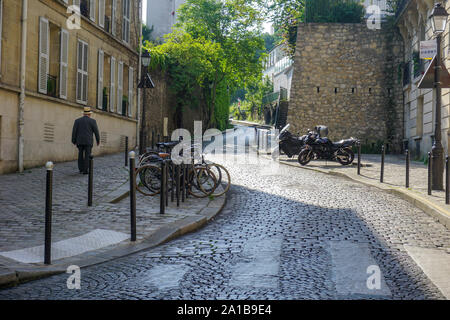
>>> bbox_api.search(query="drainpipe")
[18,0,28,173]
[136,0,143,151]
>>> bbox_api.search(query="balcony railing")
[262,91,280,105]
[403,61,411,86]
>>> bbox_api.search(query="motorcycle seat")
[333,139,353,147]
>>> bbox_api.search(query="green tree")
[146,0,267,130]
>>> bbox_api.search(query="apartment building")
[396,0,450,158]
[263,44,294,100]
[146,0,185,40]
[0,0,141,173]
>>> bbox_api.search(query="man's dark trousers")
[77,145,92,174]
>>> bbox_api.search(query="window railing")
[47,74,58,98]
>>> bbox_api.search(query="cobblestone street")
[1,127,450,299]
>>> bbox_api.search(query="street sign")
[420,40,437,60]
[417,55,450,88]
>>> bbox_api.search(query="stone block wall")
[288,23,404,152]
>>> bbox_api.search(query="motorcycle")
[273,124,312,158]
[297,131,358,166]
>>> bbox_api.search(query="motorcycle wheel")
[336,148,354,166]
[298,149,312,166]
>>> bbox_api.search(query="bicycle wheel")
[206,163,231,197]
[188,165,218,198]
[135,164,161,196]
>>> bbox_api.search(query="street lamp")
[138,50,155,155]
[429,3,449,190]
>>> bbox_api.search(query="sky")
[141,0,272,33]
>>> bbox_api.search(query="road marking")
[145,264,189,290]
[328,241,391,297]
[229,237,282,288]
[404,245,450,299]
[0,229,129,263]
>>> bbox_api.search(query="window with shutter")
[117,61,123,115]
[111,0,117,36]
[97,50,104,109]
[128,67,133,117]
[76,40,89,104]
[90,0,96,22]
[122,0,130,43]
[59,29,69,99]
[38,17,50,94]
[98,0,105,28]
[110,56,116,112]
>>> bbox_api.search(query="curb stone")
[0,188,227,289]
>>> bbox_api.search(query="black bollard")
[44,162,54,265]
[406,149,410,188]
[446,156,449,204]
[428,152,432,196]
[165,161,169,207]
[176,164,180,207]
[380,145,385,183]
[160,160,166,214]
[129,152,136,241]
[181,163,186,202]
[245,136,249,158]
[171,162,175,202]
[151,131,155,149]
[88,156,94,206]
[157,133,160,146]
[357,141,361,175]
[185,164,190,199]
[125,136,128,167]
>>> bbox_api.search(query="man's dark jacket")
[72,116,100,146]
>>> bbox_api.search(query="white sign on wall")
[420,40,437,60]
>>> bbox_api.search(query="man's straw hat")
[83,107,92,115]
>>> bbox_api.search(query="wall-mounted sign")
[420,40,437,60]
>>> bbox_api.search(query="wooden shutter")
[89,0,96,22]
[76,40,88,104]
[98,0,105,28]
[122,0,130,43]
[38,17,49,94]
[97,50,104,109]
[117,61,123,114]
[111,0,116,36]
[110,56,116,112]
[59,29,69,99]
[128,67,133,117]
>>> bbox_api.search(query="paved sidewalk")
[0,152,225,287]
[274,152,450,229]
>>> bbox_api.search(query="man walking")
[72,107,100,174]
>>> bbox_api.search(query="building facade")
[263,44,294,100]
[146,0,185,41]
[396,0,450,159]
[0,0,141,174]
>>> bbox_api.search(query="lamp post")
[138,50,155,155]
[430,3,449,190]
